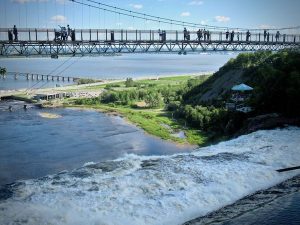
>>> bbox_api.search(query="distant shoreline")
[0,72,214,95]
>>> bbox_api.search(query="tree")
[0,67,7,78]
[125,78,135,87]
[145,92,163,108]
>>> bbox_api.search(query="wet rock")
[85,161,122,172]
[0,185,13,201]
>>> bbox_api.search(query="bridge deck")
[1,28,299,56]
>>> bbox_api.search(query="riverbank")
[69,104,210,146]
[64,75,220,146]
[2,74,218,146]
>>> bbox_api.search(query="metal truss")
[0,41,299,57]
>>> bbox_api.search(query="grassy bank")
[69,103,209,146]
[63,75,214,146]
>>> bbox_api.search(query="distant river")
[0,53,237,90]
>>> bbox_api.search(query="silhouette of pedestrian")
[230,30,235,42]
[263,29,267,41]
[226,30,229,41]
[159,30,166,42]
[206,30,210,41]
[275,31,280,42]
[8,30,13,41]
[183,28,188,40]
[237,32,240,41]
[13,25,18,41]
[197,29,203,41]
[267,32,270,42]
[111,31,115,41]
[67,25,71,40]
[71,29,76,41]
[246,30,251,42]
[203,29,206,41]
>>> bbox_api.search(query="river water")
[0,111,299,224]
[1,53,300,224]
[0,100,194,185]
[0,53,236,90]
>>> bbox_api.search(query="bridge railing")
[0,28,299,44]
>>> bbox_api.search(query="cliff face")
[196,69,245,102]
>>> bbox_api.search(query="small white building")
[226,83,254,113]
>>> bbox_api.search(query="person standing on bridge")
[264,29,267,41]
[8,30,13,42]
[207,30,210,41]
[226,30,229,41]
[230,30,235,42]
[237,32,240,41]
[13,25,18,41]
[267,32,270,42]
[197,29,203,41]
[67,25,71,40]
[184,28,189,41]
[246,30,251,42]
[275,31,280,42]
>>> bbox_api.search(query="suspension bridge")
[0,0,299,57]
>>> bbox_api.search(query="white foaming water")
[1,127,300,225]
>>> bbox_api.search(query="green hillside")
[175,50,300,135]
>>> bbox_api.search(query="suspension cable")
[70,0,300,32]
[25,56,75,93]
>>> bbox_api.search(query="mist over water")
[0,127,299,225]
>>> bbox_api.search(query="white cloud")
[11,0,48,3]
[129,4,143,9]
[51,15,67,23]
[188,1,204,5]
[215,15,230,23]
[180,12,191,17]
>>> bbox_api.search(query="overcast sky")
[1,0,299,31]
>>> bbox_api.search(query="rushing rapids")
[0,127,300,225]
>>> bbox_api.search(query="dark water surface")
[0,100,193,185]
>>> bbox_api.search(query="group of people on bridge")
[54,25,75,41]
[6,25,295,44]
[8,25,18,41]
[195,28,211,41]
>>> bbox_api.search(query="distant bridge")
[2,71,80,82]
[0,28,299,57]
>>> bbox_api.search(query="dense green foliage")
[175,105,228,131]
[246,51,300,116]
[76,78,97,85]
[177,50,300,135]
[0,67,7,76]
[73,50,300,140]
[97,76,210,109]
[125,78,135,87]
